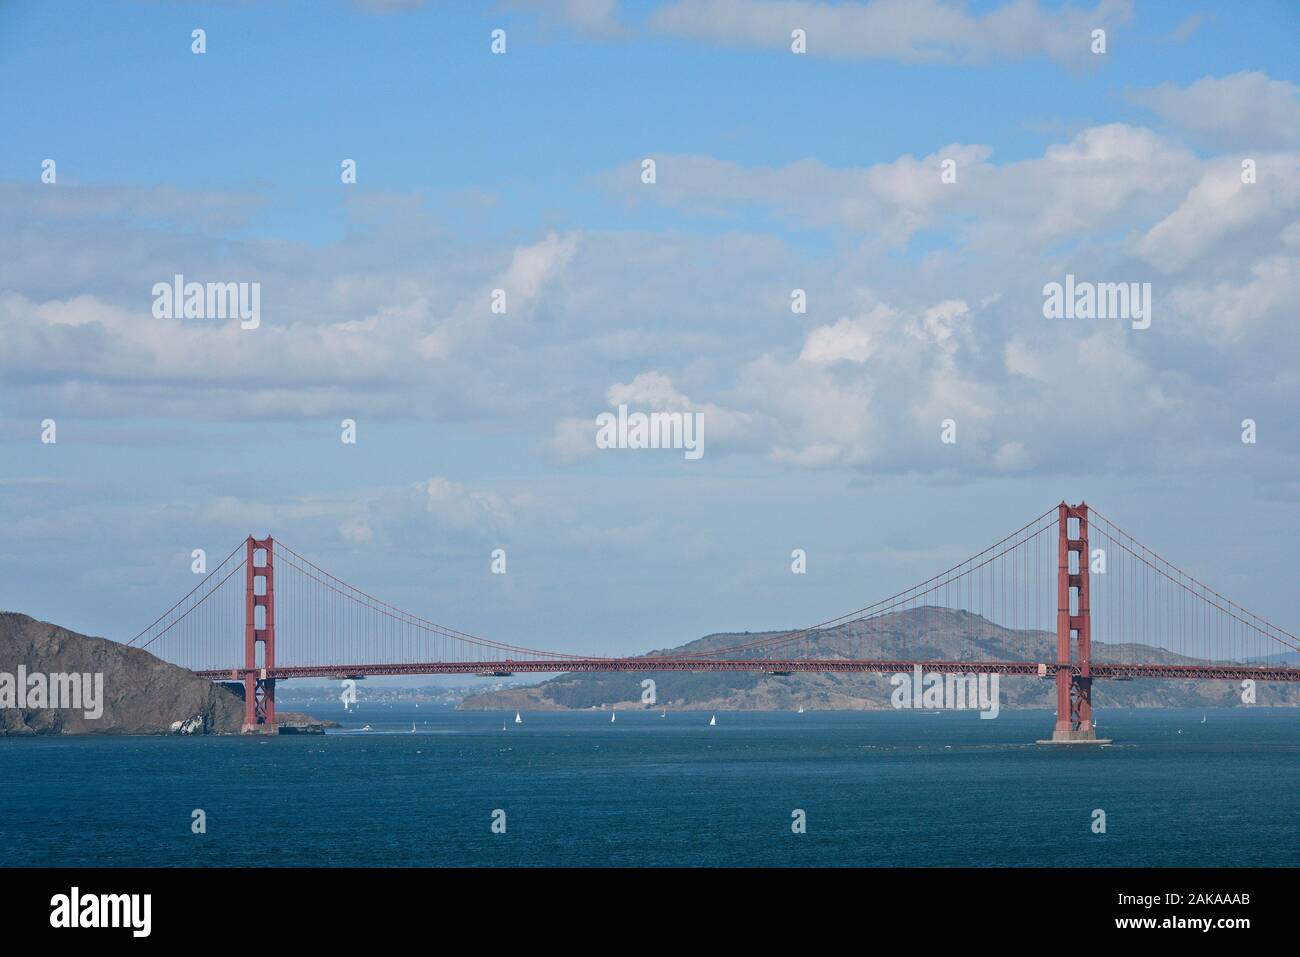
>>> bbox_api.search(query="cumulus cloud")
[548,371,760,461]
[1136,156,1300,272]
[417,231,579,359]
[725,296,1001,470]
[417,477,517,532]
[1170,241,1300,342]
[1129,72,1300,149]
[800,314,880,365]
[0,213,583,422]
[3,116,1298,484]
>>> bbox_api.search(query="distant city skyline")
[1,0,1298,660]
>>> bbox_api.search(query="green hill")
[460,607,1300,712]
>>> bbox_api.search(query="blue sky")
[1,0,1298,663]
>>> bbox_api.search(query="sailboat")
[661,709,667,717]
[501,720,507,731]
[610,712,616,723]
[411,721,416,733]
[797,705,804,714]
[514,711,522,725]
[708,714,716,726]
[1201,715,1207,724]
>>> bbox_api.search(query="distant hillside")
[461,607,1300,711]
[0,612,327,735]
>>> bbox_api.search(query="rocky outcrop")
[1,612,246,734]
[275,711,341,734]
[169,715,206,735]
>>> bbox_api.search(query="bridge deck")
[196,659,1300,682]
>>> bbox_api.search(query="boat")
[661,709,667,717]
[360,724,372,731]
[514,711,522,725]
[501,721,507,731]
[411,721,416,733]
[797,705,804,714]
[610,712,616,723]
[1201,715,1206,724]
[708,714,716,726]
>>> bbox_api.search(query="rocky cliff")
[0,611,247,734]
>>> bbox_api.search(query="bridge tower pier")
[1039,502,1111,745]
[241,535,277,734]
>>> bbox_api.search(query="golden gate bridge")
[125,502,1300,741]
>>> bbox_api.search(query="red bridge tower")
[242,535,277,733]
[1044,502,1109,744]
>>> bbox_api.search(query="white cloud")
[1167,13,1203,44]
[799,314,879,364]
[648,0,1132,66]
[417,477,515,532]
[351,0,426,12]
[340,516,375,544]
[554,0,627,37]
[1136,156,1300,272]
[1171,246,1300,341]
[605,145,991,243]
[1129,71,1300,149]
[993,441,1033,472]
[609,126,1195,248]
[545,416,600,463]
[607,370,683,408]
[507,0,629,37]
[4,112,1298,485]
[732,297,993,470]
[418,231,579,359]
[548,371,760,462]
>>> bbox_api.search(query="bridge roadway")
[197,659,1300,682]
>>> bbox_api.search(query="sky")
[1,0,1298,664]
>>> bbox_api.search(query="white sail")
[611,712,616,722]
[709,714,716,726]
[514,711,522,724]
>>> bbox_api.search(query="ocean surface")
[2,707,1296,867]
